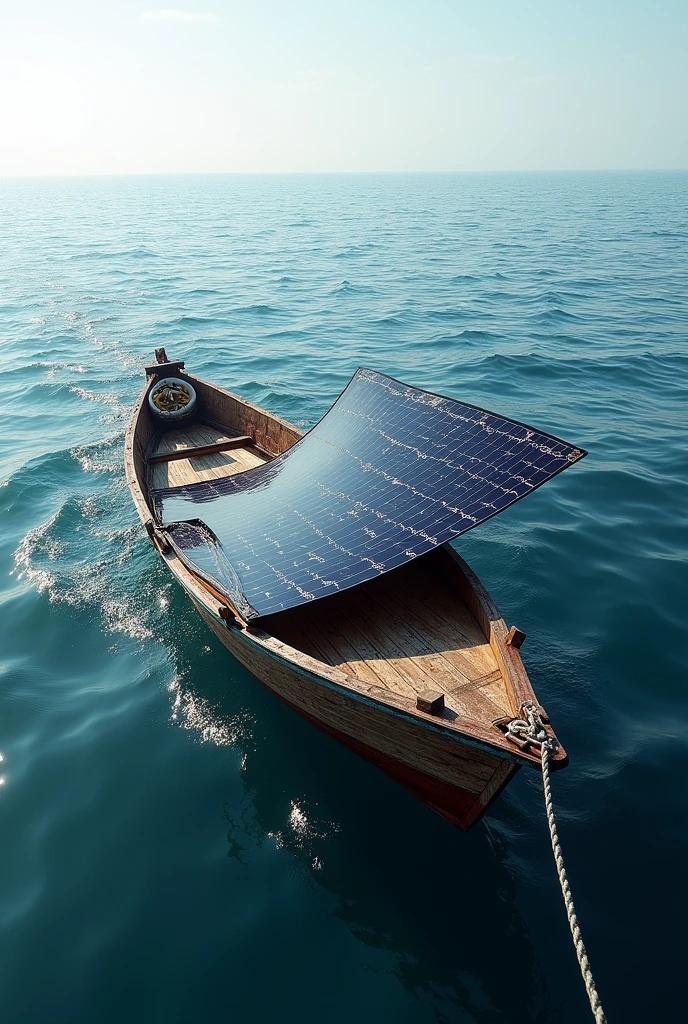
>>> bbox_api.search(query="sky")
[0,0,686,175]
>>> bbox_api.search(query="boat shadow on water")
[166,593,564,1024]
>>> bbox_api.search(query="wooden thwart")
[149,436,254,465]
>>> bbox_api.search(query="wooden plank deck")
[264,559,513,727]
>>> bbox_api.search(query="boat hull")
[189,593,520,831]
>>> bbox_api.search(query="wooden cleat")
[505,626,526,649]
[416,690,445,715]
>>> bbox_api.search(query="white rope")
[541,739,607,1024]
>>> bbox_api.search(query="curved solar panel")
[154,368,586,620]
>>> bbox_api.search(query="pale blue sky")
[0,0,686,174]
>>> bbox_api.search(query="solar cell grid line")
[156,368,586,620]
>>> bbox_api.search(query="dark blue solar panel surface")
[155,369,586,620]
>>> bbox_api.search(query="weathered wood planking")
[149,443,268,490]
[153,423,238,455]
[264,561,514,724]
[181,372,303,456]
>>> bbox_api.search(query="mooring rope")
[504,702,606,1022]
[541,738,606,1023]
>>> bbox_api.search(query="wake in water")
[11,436,159,644]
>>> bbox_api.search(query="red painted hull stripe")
[276,692,486,831]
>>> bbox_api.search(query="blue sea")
[1,172,686,1023]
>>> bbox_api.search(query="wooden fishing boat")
[125,350,586,830]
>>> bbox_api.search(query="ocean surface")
[1,172,686,1023]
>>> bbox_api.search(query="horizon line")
[1,167,686,181]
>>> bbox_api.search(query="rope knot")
[502,700,559,756]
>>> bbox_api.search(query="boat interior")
[145,412,515,726]
[262,556,514,723]
[148,422,270,490]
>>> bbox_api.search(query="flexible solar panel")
[154,368,586,620]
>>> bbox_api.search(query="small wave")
[369,315,406,327]
[242,383,301,406]
[68,385,127,422]
[67,245,165,262]
[333,242,379,258]
[48,362,87,377]
[5,361,88,382]
[535,307,581,323]
[13,498,155,644]
[172,315,216,326]
[532,289,583,305]
[331,280,368,295]
[71,439,124,475]
[428,309,466,322]
[232,303,279,316]
[12,510,64,597]
[85,316,115,327]
[437,329,492,342]
[262,329,312,343]
[635,228,688,239]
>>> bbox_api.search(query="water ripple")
[0,171,687,1024]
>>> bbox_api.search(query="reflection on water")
[168,614,560,1023]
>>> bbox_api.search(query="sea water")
[1,172,686,1022]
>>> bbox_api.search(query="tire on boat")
[148,377,197,428]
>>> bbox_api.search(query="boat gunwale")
[182,570,545,769]
[124,369,567,772]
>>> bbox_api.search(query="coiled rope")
[506,703,607,1023]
